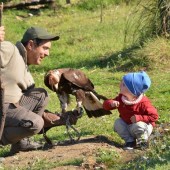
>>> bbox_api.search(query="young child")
[103,71,159,150]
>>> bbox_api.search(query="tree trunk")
[158,0,170,37]
[66,0,71,4]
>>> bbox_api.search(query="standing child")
[103,71,159,150]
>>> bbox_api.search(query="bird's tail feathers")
[83,92,112,118]
[91,90,108,100]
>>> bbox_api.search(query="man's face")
[27,40,52,65]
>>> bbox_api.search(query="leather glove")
[42,109,80,128]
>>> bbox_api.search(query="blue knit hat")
[123,71,151,96]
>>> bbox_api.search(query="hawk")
[44,68,112,118]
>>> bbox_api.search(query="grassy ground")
[1,1,170,169]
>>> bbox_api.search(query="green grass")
[1,1,170,169]
[119,134,170,170]
[96,148,121,167]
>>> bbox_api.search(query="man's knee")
[19,115,44,135]
[31,116,44,134]
[0,117,44,145]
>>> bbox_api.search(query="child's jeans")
[114,118,153,143]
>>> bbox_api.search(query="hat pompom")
[123,71,151,96]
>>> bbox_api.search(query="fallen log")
[3,0,55,10]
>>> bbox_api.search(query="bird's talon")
[76,107,83,118]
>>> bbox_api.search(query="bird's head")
[44,70,62,92]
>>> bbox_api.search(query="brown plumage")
[44,68,112,118]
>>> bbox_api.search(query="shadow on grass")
[33,44,148,74]
[50,135,122,148]
[79,45,142,72]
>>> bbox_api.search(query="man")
[0,26,79,154]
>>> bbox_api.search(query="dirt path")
[0,121,168,169]
[1,135,140,170]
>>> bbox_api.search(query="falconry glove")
[42,109,80,129]
[39,110,80,134]
[40,109,81,145]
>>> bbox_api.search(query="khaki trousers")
[1,88,48,145]
[114,118,153,143]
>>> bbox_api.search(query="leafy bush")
[125,0,170,45]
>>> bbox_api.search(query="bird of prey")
[44,68,112,118]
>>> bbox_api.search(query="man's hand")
[130,115,136,123]
[0,26,5,42]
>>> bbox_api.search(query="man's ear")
[27,40,35,50]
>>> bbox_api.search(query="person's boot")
[10,138,43,154]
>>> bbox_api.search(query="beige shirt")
[0,41,34,103]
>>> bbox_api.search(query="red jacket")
[103,94,159,127]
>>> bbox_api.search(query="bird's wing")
[44,68,112,117]
[62,69,94,91]
[82,92,112,118]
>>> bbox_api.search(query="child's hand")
[130,115,136,123]
[110,101,120,108]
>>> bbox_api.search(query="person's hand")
[110,100,120,108]
[0,26,5,42]
[130,115,136,123]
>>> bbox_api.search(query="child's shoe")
[136,139,149,150]
[123,141,136,150]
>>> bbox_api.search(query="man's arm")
[0,26,5,42]
[0,80,5,140]
[0,2,6,141]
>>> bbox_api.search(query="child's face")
[119,80,134,98]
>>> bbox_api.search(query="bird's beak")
[54,84,59,91]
